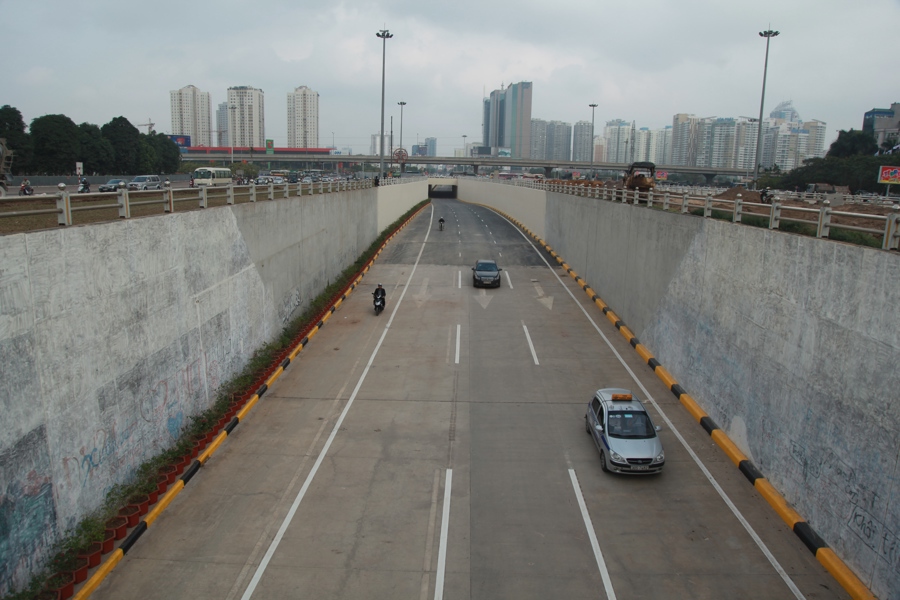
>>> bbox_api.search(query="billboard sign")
[878,165,900,184]
[656,170,668,181]
[266,139,274,154]
[168,135,192,148]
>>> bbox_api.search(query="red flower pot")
[72,556,89,583]
[101,528,116,553]
[78,541,102,568]
[44,571,74,599]
[119,505,140,528]
[128,494,150,517]
[148,487,159,504]
[105,516,128,540]
[156,474,169,495]
[159,464,177,484]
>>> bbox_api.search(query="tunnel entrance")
[428,184,457,199]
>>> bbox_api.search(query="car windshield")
[133,177,147,182]
[476,262,497,272]
[606,411,655,439]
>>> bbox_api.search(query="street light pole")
[229,104,237,164]
[462,134,467,156]
[589,103,598,177]
[398,101,406,174]
[376,29,393,180]
[754,28,779,189]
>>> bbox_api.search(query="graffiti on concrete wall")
[790,440,898,574]
[0,426,57,596]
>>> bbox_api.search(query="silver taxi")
[585,388,665,474]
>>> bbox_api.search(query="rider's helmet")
[377,283,383,287]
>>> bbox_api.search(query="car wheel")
[585,417,591,434]
[599,450,610,472]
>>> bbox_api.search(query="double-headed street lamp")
[589,103,598,177]
[753,28,779,189]
[377,29,393,179]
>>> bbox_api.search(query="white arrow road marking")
[533,281,554,310]
[474,288,492,310]
[413,277,431,308]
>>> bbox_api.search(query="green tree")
[0,105,34,174]
[826,129,878,158]
[147,133,181,173]
[101,117,141,174]
[78,123,115,174]
[136,137,157,174]
[30,114,81,175]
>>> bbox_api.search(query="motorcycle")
[77,181,91,193]
[19,183,34,196]
[373,293,385,315]
[439,220,444,231]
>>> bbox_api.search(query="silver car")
[585,388,665,474]
[127,175,161,190]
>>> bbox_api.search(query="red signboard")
[878,166,900,184]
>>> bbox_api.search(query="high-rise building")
[170,85,211,147]
[646,127,672,165]
[770,100,800,123]
[483,82,533,158]
[572,121,593,162]
[604,119,631,164]
[227,86,265,147]
[530,119,548,159]
[425,137,437,157]
[671,114,699,166]
[370,134,390,156]
[803,120,827,159]
[546,121,571,161]
[287,86,319,148]
[216,102,229,147]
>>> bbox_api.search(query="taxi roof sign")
[610,393,632,401]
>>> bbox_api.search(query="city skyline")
[4,1,896,158]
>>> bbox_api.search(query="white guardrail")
[0,176,424,229]
[497,179,900,251]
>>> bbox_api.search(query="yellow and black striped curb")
[478,205,875,600]
[73,203,428,599]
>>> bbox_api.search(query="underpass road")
[91,198,849,600]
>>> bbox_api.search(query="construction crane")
[136,118,155,134]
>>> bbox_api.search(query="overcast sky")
[3,0,897,156]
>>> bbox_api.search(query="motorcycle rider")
[79,177,90,193]
[372,283,386,309]
[438,216,445,230]
[20,177,33,195]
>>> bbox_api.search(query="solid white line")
[458,270,461,289]
[240,207,434,600]
[522,321,539,365]
[505,271,513,289]
[499,212,805,600]
[455,324,461,364]
[433,469,453,600]
[569,469,617,600]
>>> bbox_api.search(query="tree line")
[0,105,181,176]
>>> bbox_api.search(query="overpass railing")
[493,179,900,251]
[0,176,421,233]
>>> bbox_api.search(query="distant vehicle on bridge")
[193,167,232,186]
[624,161,656,192]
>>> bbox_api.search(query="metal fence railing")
[0,177,423,233]
[493,179,900,251]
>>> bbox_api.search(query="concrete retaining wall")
[466,180,900,599]
[0,184,423,595]
[457,179,546,239]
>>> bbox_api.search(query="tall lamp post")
[589,103,598,177]
[229,104,237,164]
[376,29,393,179]
[462,134,467,156]
[754,28,779,189]
[398,101,406,173]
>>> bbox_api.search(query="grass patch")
[1,199,430,600]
